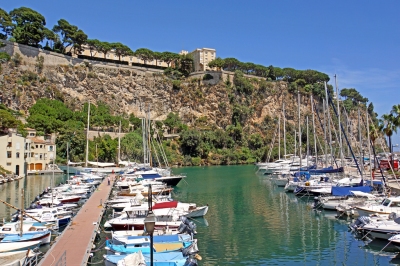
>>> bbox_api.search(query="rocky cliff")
[0,41,341,140]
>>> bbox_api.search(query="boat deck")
[38,175,114,266]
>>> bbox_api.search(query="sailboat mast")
[278,115,281,160]
[67,142,69,180]
[142,118,146,164]
[85,100,90,168]
[118,120,121,164]
[335,75,344,168]
[294,131,297,157]
[358,108,363,177]
[148,106,152,167]
[20,188,24,237]
[96,144,98,168]
[366,107,373,183]
[325,82,333,166]
[311,95,318,168]
[283,103,286,157]
[298,90,302,168]
[306,116,309,167]
[323,98,328,167]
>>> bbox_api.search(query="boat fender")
[29,226,36,231]
[305,182,310,186]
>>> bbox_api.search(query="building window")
[36,145,38,148]
[7,142,12,147]
[40,145,43,148]
[16,143,20,150]
[130,57,132,62]
[29,133,35,136]
[16,152,20,158]
[39,154,43,159]
[25,143,29,150]
[7,151,11,158]
[48,146,53,151]
[107,54,110,58]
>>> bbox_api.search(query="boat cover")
[331,186,372,196]
[117,250,145,266]
[105,251,185,264]
[153,201,178,210]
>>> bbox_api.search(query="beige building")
[0,129,57,175]
[26,129,57,171]
[189,48,216,72]
[79,46,169,68]
[0,130,31,176]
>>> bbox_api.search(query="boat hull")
[185,206,209,218]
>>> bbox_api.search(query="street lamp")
[144,185,156,266]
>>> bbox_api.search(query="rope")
[91,239,107,252]
[87,259,104,264]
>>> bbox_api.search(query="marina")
[1,165,400,265]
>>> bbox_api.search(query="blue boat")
[104,251,198,266]
[112,233,192,246]
[1,231,51,245]
[105,239,194,255]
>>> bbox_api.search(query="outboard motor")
[183,258,198,266]
[178,223,188,234]
[181,216,189,225]
[389,212,397,220]
[349,216,371,231]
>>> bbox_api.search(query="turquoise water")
[1,167,400,265]
[172,165,399,266]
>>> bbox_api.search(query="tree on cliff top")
[161,52,180,67]
[9,7,47,47]
[98,41,112,59]
[53,19,87,54]
[0,8,13,40]
[135,48,154,65]
[111,42,133,61]
[86,39,101,57]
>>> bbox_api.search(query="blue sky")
[3,1,400,147]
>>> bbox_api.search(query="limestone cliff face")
[0,42,325,138]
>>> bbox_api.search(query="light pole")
[144,184,156,266]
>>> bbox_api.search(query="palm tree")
[391,104,400,129]
[380,113,397,153]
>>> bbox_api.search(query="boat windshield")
[382,199,391,206]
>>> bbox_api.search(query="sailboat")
[68,101,128,174]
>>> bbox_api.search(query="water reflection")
[172,165,397,265]
[0,174,68,221]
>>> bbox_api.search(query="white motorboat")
[355,197,400,217]
[0,240,41,253]
[0,250,38,265]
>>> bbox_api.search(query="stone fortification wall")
[0,40,163,73]
[87,130,127,140]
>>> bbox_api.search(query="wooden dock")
[38,175,114,266]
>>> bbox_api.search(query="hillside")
[0,41,375,165]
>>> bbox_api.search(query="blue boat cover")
[125,234,191,243]
[331,186,372,196]
[106,240,151,253]
[2,231,49,242]
[105,252,185,265]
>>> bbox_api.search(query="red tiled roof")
[28,137,46,144]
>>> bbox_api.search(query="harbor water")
[1,166,400,265]
[172,165,399,265]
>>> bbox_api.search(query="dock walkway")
[38,175,114,266]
